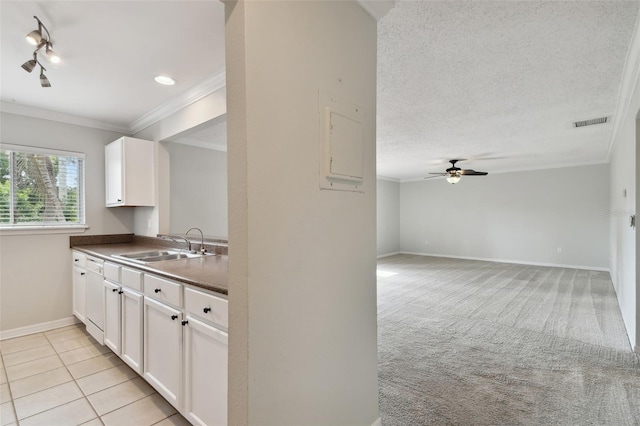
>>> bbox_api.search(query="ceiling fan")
[424,159,488,184]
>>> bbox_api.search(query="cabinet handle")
[118,290,124,294]
[74,259,79,262]
[80,272,85,276]
[203,307,211,314]
[112,288,118,292]
[181,320,189,326]
[117,199,122,202]
[171,315,178,320]
[154,288,161,293]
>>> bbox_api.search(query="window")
[0,144,85,228]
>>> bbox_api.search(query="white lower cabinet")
[103,281,122,355]
[121,287,144,374]
[71,250,228,425]
[143,296,183,409]
[184,316,228,426]
[72,264,87,324]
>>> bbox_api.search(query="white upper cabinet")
[105,137,155,207]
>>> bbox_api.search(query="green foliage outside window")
[0,147,84,226]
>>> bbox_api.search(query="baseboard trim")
[0,316,80,341]
[400,252,610,272]
[377,251,401,259]
[371,417,381,426]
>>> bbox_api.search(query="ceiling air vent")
[573,117,608,128]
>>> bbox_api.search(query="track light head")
[25,29,43,46]
[21,58,37,73]
[21,52,38,73]
[45,43,60,63]
[39,67,51,87]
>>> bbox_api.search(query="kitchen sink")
[115,250,173,259]
[113,249,214,264]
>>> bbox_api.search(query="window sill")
[0,225,89,236]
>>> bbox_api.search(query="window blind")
[0,145,85,227]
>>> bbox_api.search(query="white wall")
[607,12,640,350]
[377,178,400,256]
[132,87,227,237]
[609,114,637,348]
[400,164,610,270]
[226,1,379,424]
[0,112,131,332]
[168,143,228,237]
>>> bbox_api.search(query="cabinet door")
[184,316,228,426]
[143,297,182,409]
[103,281,121,355]
[105,138,123,206]
[72,267,87,324]
[121,288,144,374]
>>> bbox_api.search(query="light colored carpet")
[377,254,640,425]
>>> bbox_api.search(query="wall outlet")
[557,247,562,253]
[424,241,429,245]
[147,219,152,229]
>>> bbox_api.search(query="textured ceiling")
[377,1,640,180]
[1,1,638,175]
[0,1,225,129]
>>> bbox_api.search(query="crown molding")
[0,101,131,134]
[376,175,401,182]
[356,0,395,21]
[606,11,640,160]
[129,71,226,135]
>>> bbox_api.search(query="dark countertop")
[72,242,228,296]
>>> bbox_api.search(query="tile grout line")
[96,392,174,423]
[4,335,100,398]
[4,325,184,426]
[1,348,21,426]
[43,327,104,426]
[17,396,88,424]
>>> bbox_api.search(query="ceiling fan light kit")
[425,159,489,184]
[21,16,59,87]
[446,174,462,184]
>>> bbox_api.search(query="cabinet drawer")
[104,262,121,283]
[144,274,182,307]
[72,251,87,268]
[184,287,228,330]
[122,267,143,291]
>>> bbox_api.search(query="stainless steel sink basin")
[141,253,193,262]
[115,250,173,259]
[113,250,214,264]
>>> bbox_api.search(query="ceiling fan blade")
[460,169,488,176]
[423,175,444,180]
[428,172,447,175]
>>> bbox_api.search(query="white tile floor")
[0,323,190,426]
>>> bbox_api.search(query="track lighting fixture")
[21,16,59,87]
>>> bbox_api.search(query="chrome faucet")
[186,227,206,254]
[165,235,191,252]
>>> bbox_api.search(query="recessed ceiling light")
[154,75,176,86]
